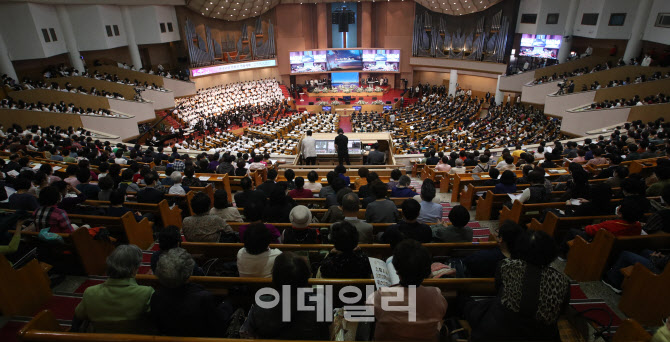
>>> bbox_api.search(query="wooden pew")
[85,199,183,229]
[135,274,496,295]
[2,209,154,250]
[12,227,114,276]
[618,262,670,326]
[182,241,498,262]
[411,162,425,177]
[0,254,52,317]
[528,212,618,240]
[226,222,395,234]
[477,191,567,222]
[67,212,154,250]
[233,207,401,222]
[451,168,568,202]
[292,197,411,208]
[611,319,652,342]
[498,200,568,225]
[564,229,670,281]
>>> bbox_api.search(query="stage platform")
[307,91,384,98]
[296,88,404,114]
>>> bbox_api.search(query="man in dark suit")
[334,128,350,165]
[234,176,267,209]
[255,169,280,198]
[366,143,385,165]
[137,172,166,204]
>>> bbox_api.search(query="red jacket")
[585,219,641,237]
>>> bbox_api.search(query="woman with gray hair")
[73,245,154,333]
[151,248,233,337]
[168,171,189,195]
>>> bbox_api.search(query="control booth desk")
[296,132,394,165]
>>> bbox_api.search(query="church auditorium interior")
[2,0,670,341]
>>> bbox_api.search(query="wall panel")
[0,109,82,129]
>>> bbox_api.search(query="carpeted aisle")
[339,116,352,132]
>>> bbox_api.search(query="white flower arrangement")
[371,100,384,105]
[331,100,342,105]
[356,100,367,105]
[317,101,330,105]
[365,87,374,92]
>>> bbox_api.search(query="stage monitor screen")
[327,49,363,71]
[331,72,359,85]
[315,140,336,154]
[352,105,362,111]
[322,106,332,112]
[348,140,362,154]
[362,49,400,72]
[383,105,392,111]
[289,50,328,73]
[519,34,562,59]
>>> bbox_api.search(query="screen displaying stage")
[519,34,562,59]
[331,72,359,85]
[290,48,401,74]
[314,139,362,154]
[327,50,363,71]
[362,49,400,72]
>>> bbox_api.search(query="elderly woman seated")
[73,245,154,333]
[151,248,233,337]
[241,252,330,339]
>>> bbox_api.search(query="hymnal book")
[369,257,400,289]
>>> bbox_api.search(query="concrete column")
[55,5,85,73]
[0,32,17,81]
[448,69,458,96]
[495,75,503,105]
[557,0,579,63]
[122,6,143,70]
[623,0,653,62]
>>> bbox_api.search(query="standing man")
[334,128,350,165]
[302,130,317,165]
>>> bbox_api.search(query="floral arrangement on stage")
[309,84,384,94]
[331,100,342,105]
[356,100,367,105]
[371,100,384,105]
[316,101,330,105]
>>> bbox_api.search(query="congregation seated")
[72,245,154,334]
[431,205,473,243]
[182,192,232,242]
[241,251,330,339]
[237,223,282,278]
[368,239,448,341]
[380,199,431,243]
[462,230,570,340]
[151,248,232,336]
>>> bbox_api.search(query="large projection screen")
[290,48,400,74]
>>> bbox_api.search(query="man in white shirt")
[302,130,317,165]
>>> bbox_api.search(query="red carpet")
[570,300,623,328]
[339,116,352,132]
[36,295,82,321]
[279,85,291,98]
[74,279,106,294]
[570,284,588,300]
